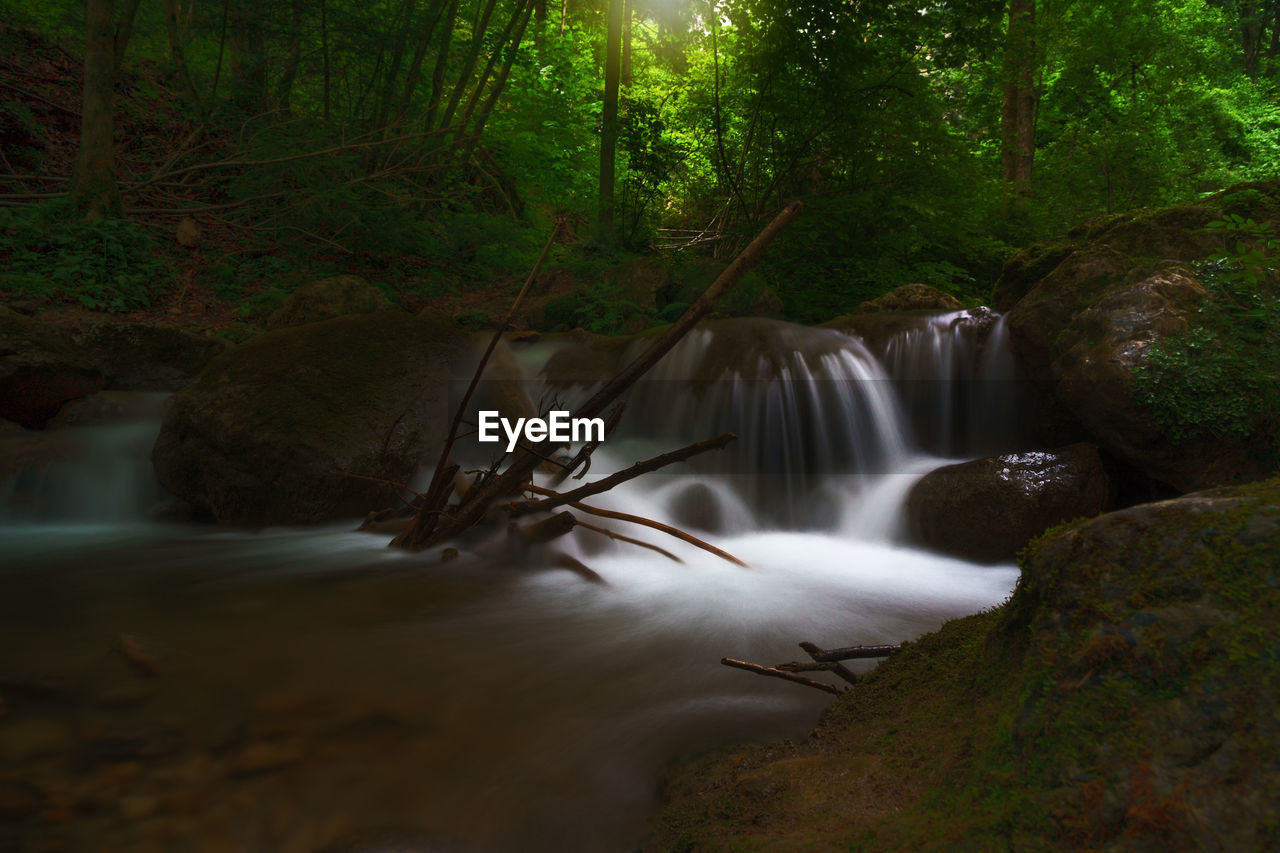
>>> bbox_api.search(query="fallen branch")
[548,551,606,585]
[507,432,736,518]
[395,221,560,548]
[560,499,747,567]
[780,658,858,686]
[391,201,802,552]
[798,642,900,662]
[720,658,842,695]
[575,518,682,563]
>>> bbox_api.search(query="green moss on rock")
[650,479,1280,851]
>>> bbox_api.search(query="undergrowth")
[0,202,169,312]
[1133,214,1280,455]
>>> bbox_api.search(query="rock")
[230,739,306,776]
[76,321,232,390]
[904,443,1112,563]
[175,218,200,248]
[1002,186,1278,491]
[855,283,964,313]
[668,483,726,533]
[152,311,470,525]
[0,306,104,428]
[996,477,1280,851]
[267,276,393,330]
[46,390,168,429]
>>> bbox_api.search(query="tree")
[69,0,130,219]
[1000,0,1037,220]
[598,0,624,236]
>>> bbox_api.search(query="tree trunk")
[621,0,632,87]
[1241,0,1262,77]
[1000,0,1036,220]
[598,0,624,237]
[163,0,202,112]
[229,1,268,111]
[69,0,123,219]
[112,0,143,75]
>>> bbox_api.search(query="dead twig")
[506,432,736,518]
[720,658,842,695]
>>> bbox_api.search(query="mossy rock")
[0,306,104,429]
[651,478,1280,851]
[904,443,1113,564]
[857,283,964,314]
[266,275,393,330]
[76,321,232,390]
[152,310,469,525]
[998,182,1280,492]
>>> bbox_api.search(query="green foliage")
[0,203,169,312]
[1134,216,1280,445]
[542,281,647,334]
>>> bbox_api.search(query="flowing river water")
[1,312,1025,852]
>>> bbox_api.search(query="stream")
[0,312,1024,852]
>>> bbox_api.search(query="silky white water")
[0,313,1025,851]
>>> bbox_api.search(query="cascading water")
[0,313,1026,852]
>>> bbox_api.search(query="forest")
[1,0,1279,851]
[3,0,1279,325]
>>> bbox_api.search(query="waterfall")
[859,309,1024,457]
[0,393,169,525]
[521,313,1025,537]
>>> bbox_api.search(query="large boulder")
[266,275,392,330]
[152,311,469,525]
[75,321,232,390]
[856,283,963,314]
[651,477,1280,851]
[0,307,104,429]
[999,182,1280,491]
[904,443,1112,563]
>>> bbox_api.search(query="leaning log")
[391,201,803,552]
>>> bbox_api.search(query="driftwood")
[518,485,747,566]
[798,642,900,662]
[390,201,802,553]
[722,640,901,695]
[574,518,683,563]
[720,658,842,696]
[506,432,737,518]
[548,402,626,486]
[413,223,560,539]
[548,551,607,585]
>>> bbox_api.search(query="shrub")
[0,204,169,312]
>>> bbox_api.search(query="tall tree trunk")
[229,1,268,111]
[275,0,303,111]
[621,0,632,87]
[598,0,624,237]
[70,0,123,219]
[163,0,202,112]
[425,0,460,132]
[1241,0,1262,77]
[321,0,331,120]
[440,0,499,132]
[1000,0,1036,219]
[112,0,143,75]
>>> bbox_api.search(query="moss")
[651,479,1280,851]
